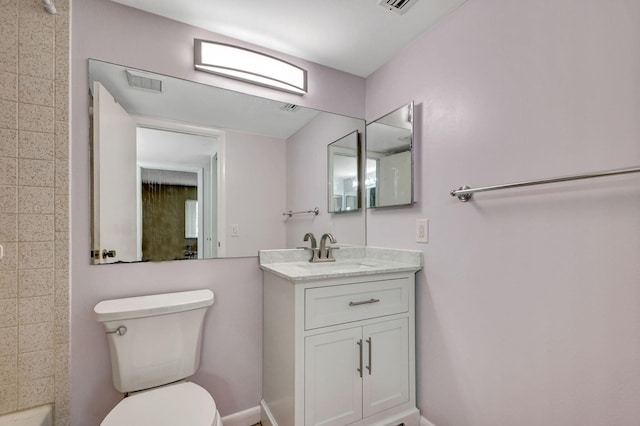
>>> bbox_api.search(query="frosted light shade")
[194,39,307,94]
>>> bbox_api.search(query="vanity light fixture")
[194,39,307,95]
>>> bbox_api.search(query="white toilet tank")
[94,289,214,393]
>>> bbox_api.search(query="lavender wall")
[71,0,364,424]
[72,0,640,424]
[366,1,640,425]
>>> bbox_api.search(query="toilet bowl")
[94,290,222,426]
[101,382,220,426]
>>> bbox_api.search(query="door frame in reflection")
[134,116,225,259]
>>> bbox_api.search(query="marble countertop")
[258,246,422,282]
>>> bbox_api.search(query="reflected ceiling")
[89,60,320,139]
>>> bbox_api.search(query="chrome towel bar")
[451,165,640,202]
[283,207,320,217]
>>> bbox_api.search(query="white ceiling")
[111,0,467,77]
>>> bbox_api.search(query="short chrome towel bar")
[283,207,319,217]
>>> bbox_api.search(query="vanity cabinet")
[305,318,409,425]
[260,261,420,426]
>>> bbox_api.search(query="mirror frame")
[365,101,414,209]
[88,59,367,264]
[327,130,362,213]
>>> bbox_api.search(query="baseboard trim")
[221,405,261,426]
[421,415,436,426]
[220,404,435,426]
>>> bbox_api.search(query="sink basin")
[293,260,377,271]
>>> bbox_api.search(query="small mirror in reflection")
[328,130,361,213]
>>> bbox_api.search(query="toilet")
[94,289,222,426]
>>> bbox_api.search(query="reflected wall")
[286,114,366,248]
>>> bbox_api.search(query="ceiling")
[110,0,467,77]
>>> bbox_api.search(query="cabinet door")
[305,328,363,426]
[362,318,409,418]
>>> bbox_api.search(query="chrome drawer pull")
[366,337,372,375]
[349,298,380,307]
[357,339,363,378]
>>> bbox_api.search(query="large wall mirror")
[89,59,365,264]
[328,130,361,213]
[365,102,414,208]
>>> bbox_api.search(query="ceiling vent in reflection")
[125,69,163,93]
[281,103,299,112]
[377,0,417,15]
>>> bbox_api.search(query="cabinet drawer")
[305,278,409,330]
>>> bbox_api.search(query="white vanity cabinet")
[304,317,409,425]
[260,248,421,426]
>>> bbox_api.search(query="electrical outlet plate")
[416,219,428,243]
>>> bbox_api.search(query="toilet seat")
[101,382,219,426]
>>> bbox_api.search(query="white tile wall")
[0,1,69,424]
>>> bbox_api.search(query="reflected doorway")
[136,127,218,261]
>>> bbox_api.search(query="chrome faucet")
[298,232,338,262]
[303,232,317,249]
[319,233,338,261]
[299,232,320,262]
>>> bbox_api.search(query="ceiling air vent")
[377,0,417,15]
[125,69,163,93]
[281,103,299,112]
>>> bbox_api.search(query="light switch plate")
[416,219,428,243]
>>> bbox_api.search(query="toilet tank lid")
[94,289,214,322]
